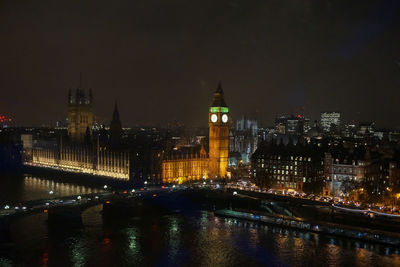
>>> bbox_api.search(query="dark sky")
[1,0,400,128]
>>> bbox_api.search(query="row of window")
[256,156,312,162]
[276,181,298,188]
[328,167,363,174]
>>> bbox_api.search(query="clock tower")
[208,82,229,179]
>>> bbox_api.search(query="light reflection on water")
[2,206,400,266]
[0,174,102,204]
[1,174,400,266]
[22,175,102,201]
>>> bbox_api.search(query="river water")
[0,173,399,266]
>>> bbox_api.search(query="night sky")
[1,0,400,128]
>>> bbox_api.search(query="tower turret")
[67,83,94,143]
[208,82,229,178]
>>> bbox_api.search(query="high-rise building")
[208,82,229,178]
[320,112,341,133]
[274,115,309,135]
[275,116,287,134]
[67,88,93,143]
[286,116,303,135]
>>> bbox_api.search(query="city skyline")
[2,2,400,265]
[1,82,398,129]
[1,0,400,127]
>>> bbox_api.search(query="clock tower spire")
[208,82,229,179]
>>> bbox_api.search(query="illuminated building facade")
[68,88,94,143]
[389,162,400,195]
[229,116,258,165]
[364,157,391,200]
[30,144,130,180]
[274,115,309,135]
[27,92,129,180]
[27,85,230,184]
[162,145,208,183]
[320,111,341,133]
[324,152,367,197]
[251,141,325,194]
[208,82,229,178]
[162,83,230,182]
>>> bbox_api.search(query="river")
[0,173,399,266]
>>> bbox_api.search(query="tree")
[340,179,360,199]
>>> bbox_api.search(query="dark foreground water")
[1,174,400,266]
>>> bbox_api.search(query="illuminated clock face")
[211,114,218,123]
[222,114,228,123]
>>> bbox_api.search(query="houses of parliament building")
[162,83,229,183]
[28,83,230,184]
[30,87,130,180]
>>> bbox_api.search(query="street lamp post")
[49,190,55,201]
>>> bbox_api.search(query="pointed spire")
[113,100,120,120]
[211,81,228,107]
[216,80,223,94]
[110,100,122,147]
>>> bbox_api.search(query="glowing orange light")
[43,209,48,213]
[161,186,165,189]
[153,194,157,197]
[123,190,127,194]
[105,200,110,204]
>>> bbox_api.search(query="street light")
[104,185,108,189]
[49,190,54,195]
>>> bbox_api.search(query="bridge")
[0,186,172,242]
[2,184,400,246]
[0,192,107,242]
